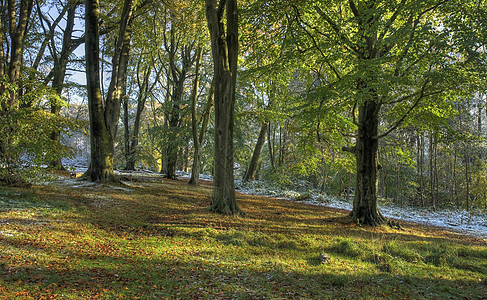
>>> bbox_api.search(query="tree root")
[387,219,404,230]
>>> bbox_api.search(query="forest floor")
[0,171,486,299]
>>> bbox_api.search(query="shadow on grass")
[0,182,485,298]
[1,249,485,299]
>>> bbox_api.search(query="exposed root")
[387,219,404,230]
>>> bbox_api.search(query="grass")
[0,174,485,299]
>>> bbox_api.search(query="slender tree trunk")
[243,122,267,182]
[434,139,439,208]
[188,46,213,185]
[429,132,434,207]
[164,43,195,179]
[465,145,470,211]
[124,64,153,170]
[205,0,241,215]
[104,0,133,139]
[453,146,459,208]
[267,122,275,171]
[123,97,131,169]
[338,171,348,200]
[49,1,78,170]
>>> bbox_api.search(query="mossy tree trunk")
[348,100,386,226]
[205,0,242,215]
[84,0,133,182]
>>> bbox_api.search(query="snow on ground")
[237,179,487,240]
[56,161,487,239]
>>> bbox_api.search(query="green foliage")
[0,108,77,181]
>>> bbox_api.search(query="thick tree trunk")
[205,0,241,215]
[165,140,178,179]
[349,100,386,226]
[84,0,133,182]
[243,122,267,182]
[85,0,117,182]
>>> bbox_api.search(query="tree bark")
[188,48,212,186]
[267,122,275,171]
[205,0,241,215]
[85,0,116,182]
[124,63,153,170]
[348,100,386,226]
[189,80,214,185]
[243,122,267,182]
[163,37,195,179]
[1,0,33,110]
[84,0,133,182]
[49,1,79,170]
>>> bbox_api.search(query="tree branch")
[375,81,443,139]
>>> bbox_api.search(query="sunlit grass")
[0,177,485,299]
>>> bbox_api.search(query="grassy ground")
[0,173,485,299]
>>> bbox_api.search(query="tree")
[290,0,484,225]
[205,0,242,215]
[123,60,156,170]
[0,0,33,111]
[188,47,214,186]
[84,0,135,182]
[37,0,83,170]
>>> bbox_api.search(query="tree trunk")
[84,0,133,182]
[1,0,33,110]
[189,79,214,185]
[465,145,470,211]
[164,41,194,179]
[429,132,434,207]
[205,0,241,215]
[49,1,78,170]
[123,97,132,170]
[104,0,133,139]
[349,100,385,226]
[189,47,212,186]
[243,122,267,182]
[267,122,275,171]
[124,64,153,170]
[85,0,116,182]
[453,146,459,209]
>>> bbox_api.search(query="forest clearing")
[0,171,485,299]
[2,0,487,298]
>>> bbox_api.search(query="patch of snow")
[60,159,487,239]
[238,179,487,240]
[62,157,89,170]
